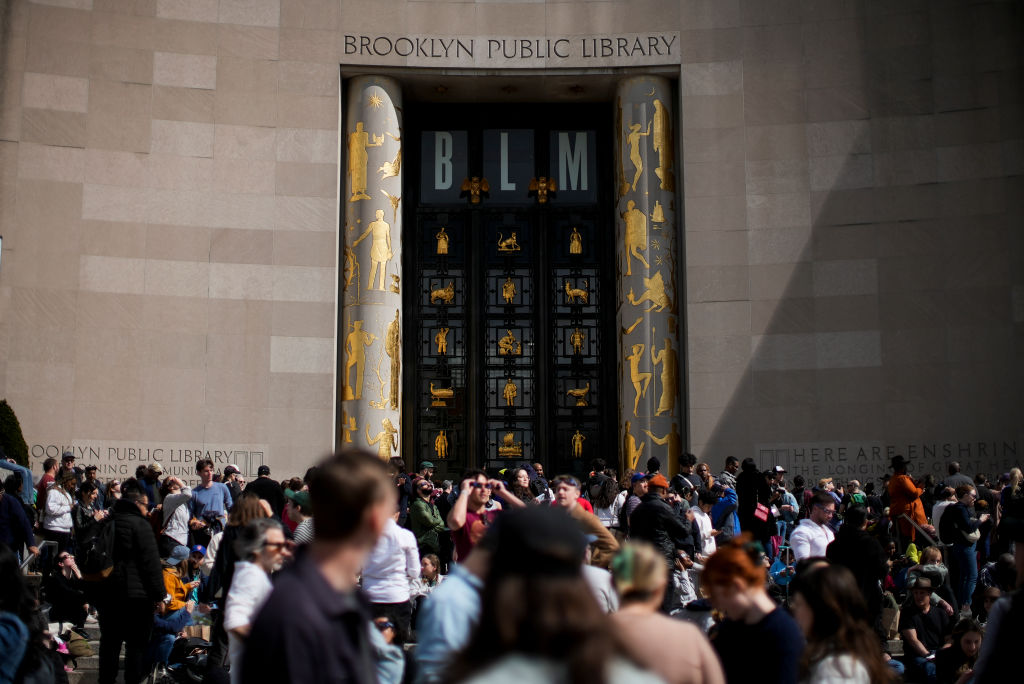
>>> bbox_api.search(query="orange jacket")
[889,473,927,536]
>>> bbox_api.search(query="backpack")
[78,516,116,581]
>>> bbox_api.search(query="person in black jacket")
[97,480,165,684]
[243,465,285,520]
[825,506,888,627]
[628,474,690,613]
[941,484,990,610]
[736,458,775,549]
[45,550,89,629]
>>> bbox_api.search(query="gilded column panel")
[341,76,403,462]
[615,76,681,479]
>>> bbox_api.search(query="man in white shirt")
[789,491,836,560]
[361,509,420,641]
[224,518,290,684]
[931,487,957,543]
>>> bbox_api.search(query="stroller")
[146,635,210,683]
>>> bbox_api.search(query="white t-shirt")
[225,561,273,684]
[362,518,419,603]
[803,654,869,684]
[692,507,716,556]
[931,500,955,542]
[790,519,836,560]
[161,488,192,546]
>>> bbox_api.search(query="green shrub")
[0,399,30,467]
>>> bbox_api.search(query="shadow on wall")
[693,1,1024,482]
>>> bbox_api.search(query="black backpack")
[78,516,116,581]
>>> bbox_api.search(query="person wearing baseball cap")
[223,464,243,502]
[616,472,650,537]
[627,473,692,612]
[57,451,83,491]
[285,489,314,545]
[246,464,285,519]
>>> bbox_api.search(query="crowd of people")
[0,448,1022,684]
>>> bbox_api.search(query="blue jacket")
[711,487,740,539]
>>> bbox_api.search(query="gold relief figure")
[528,176,557,203]
[348,122,383,202]
[497,232,520,252]
[380,188,401,223]
[502,277,516,304]
[461,176,490,204]
[571,430,586,459]
[626,120,652,191]
[378,139,402,179]
[430,382,454,407]
[569,226,583,254]
[622,200,649,276]
[566,382,590,407]
[626,271,672,312]
[623,420,646,471]
[650,337,678,417]
[622,317,643,336]
[564,279,589,304]
[434,430,448,459]
[369,346,388,410]
[343,321,376,400]
[625,343,652,416]
[352,209,393,291]
[652,200,666,224]
[497,330,521,356]
[390,274,401,294]
[497,432,522,458]
[341,410,356,443]
[644,423,682,465]
[385,309,400,410]
[366,418,399,462]
[430,281,455,305]
[503,377,518,407]
[570,328,585,355]
[342,245,359,294]
[652,99,675,190]
[435,226,449,255]
[434,327,449,355]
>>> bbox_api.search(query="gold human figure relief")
[434,430,448,459]
[498,432,523,457]
[461,176,489,203]
[385,309,401,410]
[378,138,402,180]
[380,188,401,223]
[569,226,583,254]
[622,200,649,276]
[626,271,672,312]
[644,423,681,464]
[503,377,518,406]
[348,121,383,202]
[529,176,557,203]
[430,382,454,407]
[390,274,401,294]
[650,336,678,417]
[652,200,666,224]
[625,343,652,416]
[497,231,520,252]
[435,226,449,255]
[652,99,675,190]
[366,418,399,462]
[434,327,449,355]
[566,381,590,407]
[502,277,516,304]
[369,346,388,410]
[622,317,643,336]
[564,279,589,304]
[626,119,652,191]
[623,420,646,471]
[497,330,522,356]
[430,281,455,305]
[352,209,393,291]
[342,245,358,293]
[571,429,586,459]
[341,410,356,443]
[570,327,585,355]
[343,321,376,400]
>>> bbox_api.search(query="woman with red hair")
[702,535,804,684]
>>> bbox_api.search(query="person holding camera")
[447,470,525,562]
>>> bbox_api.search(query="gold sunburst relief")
[368,93,384,109]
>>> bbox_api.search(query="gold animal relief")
[529,176,557,203]
[566,382,590,407]
[461,176,489,203]
[430,281,455,305]
[430,382,454,407]
[626,271,671,312]
[564,280,589,304]
[497,232,521,252]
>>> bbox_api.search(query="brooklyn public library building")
[1,0,1022,486]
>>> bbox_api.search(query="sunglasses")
[263,542,287,550]
[470,482,493,490]
[374,620,395,632]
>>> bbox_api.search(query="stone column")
[615,76,682,479]
[340,76,403,462]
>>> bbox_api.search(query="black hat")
[257,465,271,476]
[890,455,910,470]
[491,506,586,578]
